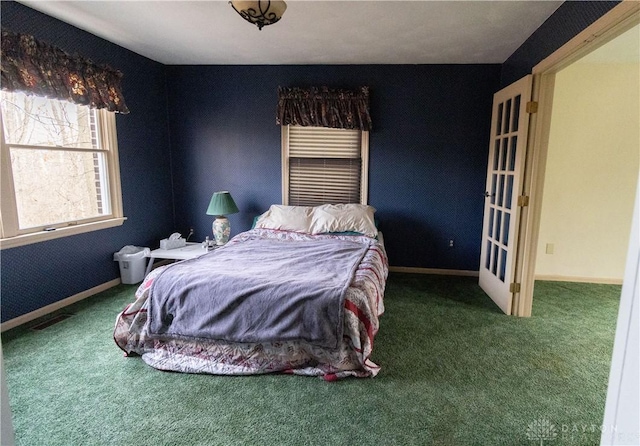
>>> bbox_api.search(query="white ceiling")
[18,0,564,65]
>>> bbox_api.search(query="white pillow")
[309,204,377,237]
[254,205,313,233]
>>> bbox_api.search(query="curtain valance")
[0,29,129,114]
[276,86,372,131]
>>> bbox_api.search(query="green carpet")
[2,274,620,445]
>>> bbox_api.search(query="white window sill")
[0,217,127,250]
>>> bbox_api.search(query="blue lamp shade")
[206,191,239,245]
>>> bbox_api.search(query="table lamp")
[206,191,239,245]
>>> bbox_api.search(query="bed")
[113,204,388,380]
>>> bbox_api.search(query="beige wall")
[535,61,639,282]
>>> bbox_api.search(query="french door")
[479,75,533,315]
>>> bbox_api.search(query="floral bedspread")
[113,229,388,380]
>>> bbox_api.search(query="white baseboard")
[389,267,621,283]
[1,278,121,332]
[389,266,479,277]
[535,275,623,285]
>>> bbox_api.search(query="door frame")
[513,1,640,317]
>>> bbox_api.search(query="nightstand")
[144,242,215,276]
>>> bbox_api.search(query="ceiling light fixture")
[230,0,287,30]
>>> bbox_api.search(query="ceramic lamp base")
[212,216,231,245]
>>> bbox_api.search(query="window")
[0,91,124,248]
[282,125,369,206]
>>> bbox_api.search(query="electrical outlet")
[546,243,554,254]
[448,239,454,248]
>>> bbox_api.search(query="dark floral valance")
[276,86,372,131]
[0,29,129,114]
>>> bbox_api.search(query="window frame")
[281,125,369,206]
[0,99,125,249]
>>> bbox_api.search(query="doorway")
[534,24,639,288]
[511,3,640,317]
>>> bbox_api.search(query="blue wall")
[0,0,620,323]
[166,65,501,271]
[0,2,175,322]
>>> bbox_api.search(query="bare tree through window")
[1,91,108,230]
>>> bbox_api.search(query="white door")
[479,75,533,315]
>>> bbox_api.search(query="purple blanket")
[147,237,369,348]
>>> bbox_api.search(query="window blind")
[287,126,362,206]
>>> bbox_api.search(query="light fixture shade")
[206,191,239,216]
[230,0,287,30]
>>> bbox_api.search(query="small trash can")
[114,246,150,284]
